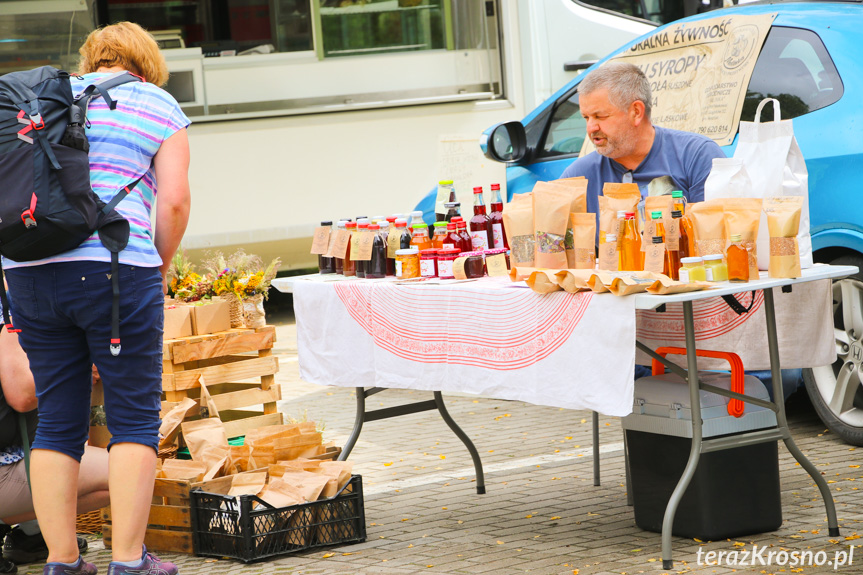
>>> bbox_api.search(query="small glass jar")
[484,248,510,271]
[702,254,728,282]
[395,248,420,279]
[420,248,439,278]
[437,249,460,279]
[461,251,485,279]
[678,256,706,283]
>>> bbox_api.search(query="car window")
[540,91,586,158]
[742,26,842,122]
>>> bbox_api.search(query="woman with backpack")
[2,22,191,575]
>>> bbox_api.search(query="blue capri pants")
[5,261,164,461]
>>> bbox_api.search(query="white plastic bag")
[732,98,812,269]
[703,157,753,201]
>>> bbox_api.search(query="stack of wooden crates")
[89,325,282,552]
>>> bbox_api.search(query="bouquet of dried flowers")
[167,249,213,302]
[204,249,281,301]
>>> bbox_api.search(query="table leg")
[762,289,840,536]
[338,386,367,462]
[592,411,600,486]
[662,300,703,570]
[434,392,486,494]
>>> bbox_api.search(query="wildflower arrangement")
[167,249,213,302]
[203,249,282,300]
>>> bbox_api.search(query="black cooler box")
[623,372,782,540]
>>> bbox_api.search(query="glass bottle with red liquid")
[469,187,494,251]
[365,224,387,279]
[489,183,507,249]
[444,222,461,252]
[452,217,472,253]
[395,218,412,249]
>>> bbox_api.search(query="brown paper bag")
[246,424,302,446]
[181,418,228,458]
[643,195,675,251]
[158,397,197,448]
[509,192,533,206]
[197,375,220,419]
[723,197,763,280]
[570,213,596,269]
[274,432,323,461]
[248,444,275,469]
[608,272,662,296]
[160,459,208,482]
[269,459,323,477]
[599,184,640,242]
[532,183,570,269]
[688,200,726,257]
[554,269,594,293]
[646,276,714,295]
[587,272,612,293]
[509,266,540,282]
[316,461,354,499]
[504,202,535,267]
[526,270,563,294]
[227,471,268,497]
[275,471,330,502]
[764,196,803,278]
[258,477,306,508]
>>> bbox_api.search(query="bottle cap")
[652,236,663,244]
[456,221,467,228]
[702,254,724,261]
[394,213,406,219]
[420,249,439,256]
[386,216,397,223]
[396,248,419,256]
[671,210,683,218]
[356,218,370,225]
[625,212,636,219]
[605,234,617,242]
[491,183,500,191]
[413,223,428,230]
[356,216,368,220]
[447,223,456,230]
[320,220,333,226]
[485,248,507,255]
[451,216,463,223]
[358,223,368,229]
[372,215,384,221]
[336,221,346,229]
[473,187,483,194]
[680,256,703,264]
[461,251,482,257]
[730,233,742,242]
[439,249,461,256]
[439,180,454,186]
[394,219,407,227]
[369,224,380,230]
[617,210,627,218]
[433,221,448,227]
[672,190,684,198]
[345,222,357,229]
[651,211,663,219]
[411,211,423,218]
[444,202,459,208]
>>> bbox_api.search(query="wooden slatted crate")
[161,326,283,439]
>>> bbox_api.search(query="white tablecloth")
[295,278,637,416]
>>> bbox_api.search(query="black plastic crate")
[190,474,366,562]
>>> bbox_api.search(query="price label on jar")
[598,242,618,271]
[486,253,508,277]
[644,242,666,273]
[310,226,330,255]
[387,228,401,259]
[453,257,469,280]
[666,218,680,251]
[353,232,374,261]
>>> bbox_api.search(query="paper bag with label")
[598,183,640,242]
[723,197,762,280]
[503,202,535,267]
[509,192,532,206]
[688,200,726,257]
[570,213,596,269]
[158,397,197,448]
[526,270,563,294]
[764,196,803,278]
[554,269,594,293]
[532,183,570,269]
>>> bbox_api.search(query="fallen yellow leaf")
[440,455,446,459]
[384,462,393,466]
[496,540,504,545]
[550,516,561,520]
[322,553,335,558]
[525,515,533,518]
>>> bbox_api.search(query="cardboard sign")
[486,253,508,277]
[353,232,374,262]
[310,226,330,255]
[604,13,775,147]
[331,229,350,260]
[453,257,468,280]
[644,242,666,273]
[666,218,681,251]
[598,242,618,271]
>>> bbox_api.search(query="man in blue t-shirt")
[560,61,725,215]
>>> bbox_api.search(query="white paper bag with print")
[732,98,812,270]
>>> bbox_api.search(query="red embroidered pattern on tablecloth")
[334,283,593,370]
[635,291,763,341]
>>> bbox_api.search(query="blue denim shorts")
[6,261,164,461]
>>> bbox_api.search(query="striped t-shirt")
[3,72,190,269]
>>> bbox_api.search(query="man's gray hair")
[579,62,652,120]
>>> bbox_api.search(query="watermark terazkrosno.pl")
[697,544,855,570]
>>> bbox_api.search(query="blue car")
[419,1,863,445]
